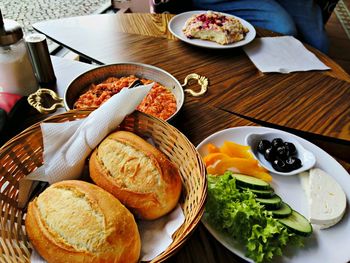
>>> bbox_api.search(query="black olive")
[257,140,271,154]
[285,156,302,170]
[276,146,288,158]
[271,138,284,149]
[284,142,297,156]
[272,158,288,172]
[264,147,276,161]
[294,158,302,168]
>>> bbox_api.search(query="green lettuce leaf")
[204,172,304,263]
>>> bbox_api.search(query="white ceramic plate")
[168,10,256,49]
[196,126,350,263]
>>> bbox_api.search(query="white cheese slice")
[299,171,310,201]
[308,168,347,229]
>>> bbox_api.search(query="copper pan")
[28,63,208,121]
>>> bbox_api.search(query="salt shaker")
[0,10,38,96]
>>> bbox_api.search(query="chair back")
[149,0,339,23]
[316,0,339,23]
[149,0,193,14]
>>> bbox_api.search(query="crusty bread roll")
[25,180,140,263]
[89,131,182,220]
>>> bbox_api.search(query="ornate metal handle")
[27,88,64,114]
[182,73,209,97]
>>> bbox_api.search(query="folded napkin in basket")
[18,83,185,262]
[243,36,330,73]
[19,84,153,201]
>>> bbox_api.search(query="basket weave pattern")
[0,110,207,263]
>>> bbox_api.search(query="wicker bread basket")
[0,110,207,263]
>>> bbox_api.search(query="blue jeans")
[192,0,329,53]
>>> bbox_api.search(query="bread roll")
[25,180,140,263]
[89,131,182,220]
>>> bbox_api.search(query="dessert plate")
[196,126,350,263]
[168,10,256,49]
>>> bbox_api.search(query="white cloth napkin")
[18,83,185,262]
[243,36,330,73]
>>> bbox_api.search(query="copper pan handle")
[182,73,209,97]
[27,88,64,114]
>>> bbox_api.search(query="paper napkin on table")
[243,36,330,73]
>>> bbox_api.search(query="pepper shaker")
[25,33,56,87]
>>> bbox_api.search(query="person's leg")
[276,0,329,53]
[192,0,297,36]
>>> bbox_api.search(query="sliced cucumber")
[270,202,292,218]
[278,210,313,237]
[232,174,271,190]
[239,186,275,198]
[256,195,282,210]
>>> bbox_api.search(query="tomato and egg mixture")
[73,75,177,120]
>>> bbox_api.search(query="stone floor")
[1,0,111,47]
[1,0,112,33]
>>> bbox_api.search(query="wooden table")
[33,13,350,163]
[0,55,345,263]
[23,13,350,263]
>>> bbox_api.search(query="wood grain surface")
[34,13,350,83]
[33,18,350,150]
[47,56,350,173]
[207,71,350,142]
[173,101,254,146]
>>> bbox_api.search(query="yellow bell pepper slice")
[220,141,254,159]
[207,143,220,154]
[203,141,271,182]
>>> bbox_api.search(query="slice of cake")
[182,11,249,45]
